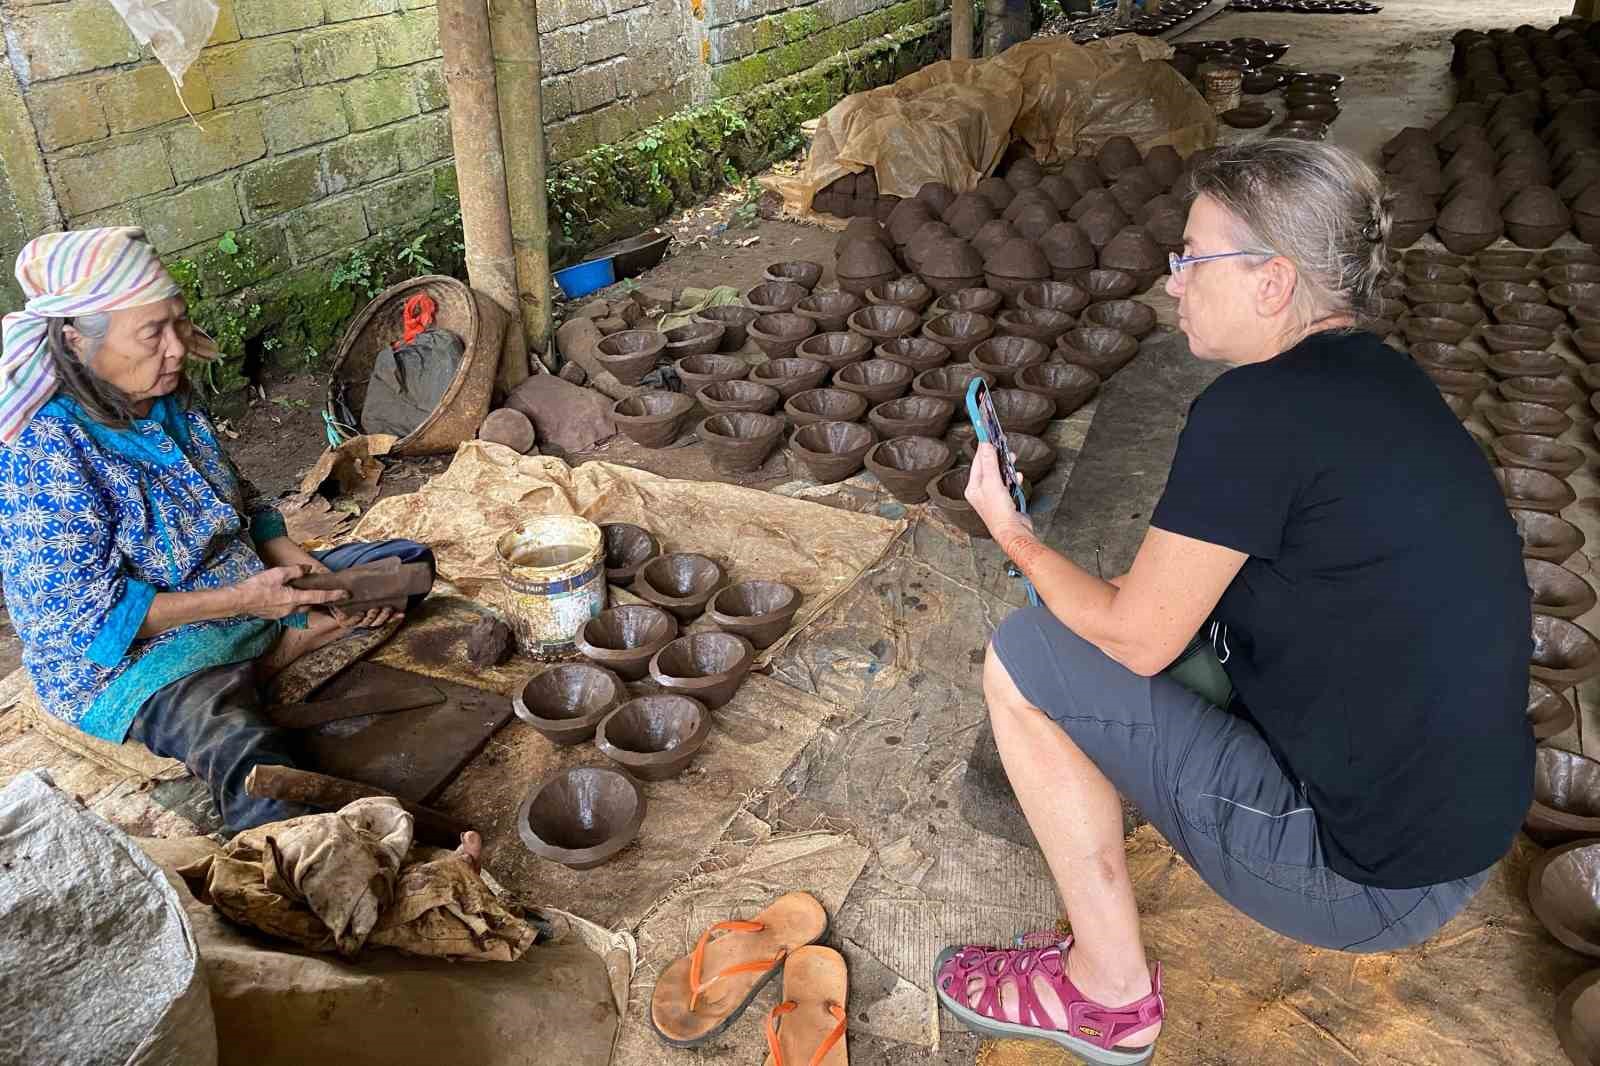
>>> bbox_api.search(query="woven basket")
[328,275,510,456]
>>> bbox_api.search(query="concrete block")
[142,180,244,253]
[395,111,452,169]
[325,0,399,20]
[13,1,141,82]
[363,171,434,233]
[100,64,215,135]
[413,60,447,110]
[167,106,267,182]
[240,152,326,219]
[371,10,441,67]
[323,127,399,193]
[299,23,379,85]
[28,79,108,150]
[287,196,369,262]
[567,63,618,114]
[204,39,302,105]
[261,86,350,152]
[209,0,242,45]
[50,139,173,216]
[344,69,420,130]
[235,0,323,37]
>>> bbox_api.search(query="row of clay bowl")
[1452,24,1600,113]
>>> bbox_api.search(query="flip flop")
[764,946,849,1066]
[649,891,829,1047]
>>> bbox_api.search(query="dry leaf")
[299,434,398,506]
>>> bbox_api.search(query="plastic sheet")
[108,0,218,86]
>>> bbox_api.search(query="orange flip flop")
[650,891,829,1047]
[764,946,849,1066]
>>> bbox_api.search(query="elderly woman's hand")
[232,565,349,621]
[965,442,1035,543]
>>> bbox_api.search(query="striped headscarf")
[0,227,181,444]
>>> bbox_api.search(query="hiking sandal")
[933,933,1163,1066]
[763,945,848,1066]
[649,891,829,1047]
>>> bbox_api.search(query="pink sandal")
[933,933,1163,1065]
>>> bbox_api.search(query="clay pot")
[1526,558,1598,619]
[795,290,864,333]
[664,321,727,360]
[848,305,920,344]
[1405,282,1474,305]
[1498,467,1579,520]
[784,388,868,431]
[789,419,876,482]
[1061,159,1105,197]
[970,335,1050,387]
[1036,175,1077,212]
[1482,322,1557,352]
[1405,261,1470,285]
[1574,327,1600,362]
[694,305,761,351]
[1475,263,1541,285]
[1492,298,1566,330]
[1012,202,1063,243]
[933,287,1004,317]
[1018,362,1100,417]
[1039,222,1097,279]
[1529,749,1600,849]
[1083,299,1156,339]
[923,311,996,360]
[795,331,872,374]
[941,193,997,240]
[1400,315,1473,346]
[887,199,936,245]
[746,280,809,315]
[697,379,782,416]
[1097,135,1143,181]
[612,391,695,448]
[1289,102,1340,124]
[926,467,990,538]
[1528,678,1577,741]
[867,276,934,313]
[649,631,755,709]
[976,177,1016,211]
[1514,507,1587,563]
[1423,366,1492,399]
[1435,195,1505,254]
[634,552,726,619]
[1484,402,1574,439]
[1547,263,1600,287]
[1144,144,1184,187]
[1479,280,1546,307]
[1272,120,1328,141]
[1006,156,1043,188]
[868,395,955,439]
[479,408,536,454]
[596,695,710,782]
[1533,613,1600,687]
[1503,186,1572,247]
[707,580,802,649]
[918,239,986,295]
[517,766,643,870]
[699,410,787,471]
[1077,200,1132,250]
[989,387,1054,435]
[599,523,659,586]
[576,603,678,680]
[763,260,823,290]
[1551,282,1600,312]
[835,358,914,404]
[513,663,625,746]
[748,312,818,359]
[1411,341,1479,372]
[864,435,955,503]
[972,219,1023,260]
[1482,348,1567,379]
[915,182,956,215]
[1019,280,1090,316]
[597,330,667,385]
[914,363,994,404]
[1478,248,1537,267]
[1221,103,1273,129]
[983,239,1052,306]
[1084,269,1139,303]
[1545,248,1600,267]
[1529,839,1600,956]
[1500,376,1582,409]
[1058,326,1139,378]
[906,221,957,269]
[675,353,750,392]
[835,238,899,296]
[875,336,951,374]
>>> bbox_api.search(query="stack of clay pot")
[813,169,901,221]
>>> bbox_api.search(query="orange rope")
[402,293,436,344]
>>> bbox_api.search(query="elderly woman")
[0,228,435,832]
[934,141,1532,1063]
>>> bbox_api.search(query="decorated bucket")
[495,515,607,659]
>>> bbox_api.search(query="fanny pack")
[1166,622,1234,709]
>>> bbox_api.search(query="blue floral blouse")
[0,393,284,741]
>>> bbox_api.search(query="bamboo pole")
[490,0,556,372]
[951,0,974,59]
[438,0,531,394]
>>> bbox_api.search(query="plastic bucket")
[554,257,616,299]
[495,516,608,658]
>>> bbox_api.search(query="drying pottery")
[835,357,915,404]
[1528,678,1578,741]
[1006,157,1043,188]
[1434,195,1505,254]
[1097,136,1142,181]
[649,631,755,709]
[698,410,787,471]
[971,335,1050,387]
[707,580,802,649]
[990,387,1054,435]
[612,391,695,448]
[918,239,986,295]
[1501,375,1581,408]
[983,239,1052,306]
[1036,175,1077,212]
[913,364,993,403]
[1405,261,1470,286]
[747,312,817,359]
[763,260,823,290]
[1528,839,1600,956]
[675,353,750,393]
[1551,282,1600,311]
[943,193,998,239]
[1477,248,1537,268]
[479,409,536,454]
[1388,185,1438,247]
[795,290,864,334]
[1411,341,1479,372]
[1482,348,1567,379]
[972,219,1023,260]
[1221,103,1273,128]
[834,238,899,296]
[513,663,625,746]
[596,695,710,782]
[995,309,1076,349]
[848,304,920,343]
[1503,186,1572,248]
[976,177,1016,211]
[596,330,667,385]
[1272,120,1328,141]
[1076,199,1131,250]
[1288,102,1339,124]
[922,311,996,360]
[1574,327,1600,362]
[1084,269,1139,303]
[1575,185,1600,244]
[868,395,955,439]
[1441,393,1475,420]
[1058,326,1140,378]
[867,276,934,313]
[789,419,877,482]
[1479,280,1545,307]
[1400,315,1472,346]
[1492,300,1566,331]
[1012,203,1063,243]
[1496,466,1579,518]
[875,336,952,373]
[888,199,936,245]
[1424,366,1492,399]
[916,182,956,215]
[1474,263,1541,285]
[694,305,761,351]
[1527,558,1598,619]
[1137,193,1183,226]
[1061,159,1105,196]
[599,522,659,586]
[1529,749,1600,848]
[634,552,726,620]
[1039,223,1097,280]
[796,331,872,373]
[864,435,955,503]
[1482,322,1557,352]
[1017,362,1100,417]
[1513,507,1587,563]
[906,222,957,270]
[664,321,726,360]
[745,280,809,315]
[1083,299,1157,339]
[1545,248,1600,267]
[1005,433,1057,481]
[933,287,1005,317]
[697,379,782,416]
[926,467,991,538]
[1019,280,1090,316]
[1484,401,1574,438]
[576,603,678,680]
[1405,282,1474,305]
[784,387,868,427]
[1143,144,1184,187]
[517,766,644,870]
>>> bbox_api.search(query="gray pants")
[991,606,1488,952]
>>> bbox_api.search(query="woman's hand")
[965,442,1035,544]
[232,566,348,620]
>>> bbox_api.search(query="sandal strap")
[688,919,769,1012]
[765,1000,849,1066]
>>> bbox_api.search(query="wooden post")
[952,0,974,59]
[438,0,531,394]
[490,0,556,371]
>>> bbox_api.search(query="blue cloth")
[0,393,283,742]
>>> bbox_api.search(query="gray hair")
[45,312,189,428]
[1183,139,1391,329]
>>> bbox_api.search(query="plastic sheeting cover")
[109,0,219,86]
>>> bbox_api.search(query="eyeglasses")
[1167,250,1274,274]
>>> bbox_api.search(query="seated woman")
[935,141,1533,1065]
[0,227,435,832]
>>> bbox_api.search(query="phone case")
[965,379,1041,607]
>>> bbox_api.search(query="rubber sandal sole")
[763,945,849,1066]
[932,947,1156,1066]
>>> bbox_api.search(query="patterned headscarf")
[0,227,181,444]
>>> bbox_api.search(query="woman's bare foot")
[456,830,483,873]
[258,607,399,676]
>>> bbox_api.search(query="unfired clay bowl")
[926,467,990,538]
[784,387,868,427]
[649,631,756,709]
[707,580,802,649]
[599,522,658,585]
[789,419,877,482]
[596,695,711,781]
[634,552,726,620]
[612,391,695,448]
[864,435,955,503]
[697,379,782,416]
[1531,614,1600,687]
[1017,362,1100,417]
[1528,677,1577,741]
[517,766,644,869]
[513,663,625,746]
[1526,558,1598,619]
[1512,507,1586,564]
[576,603,678,681]
[1528,839,1600,956]
[868,395,955,439]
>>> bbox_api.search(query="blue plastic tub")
[554,256,616,299]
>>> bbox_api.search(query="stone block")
[28,79,108,150]
[624,48,677,97]
[395,112,452,169]
[371,10,441,67]
[582,18,628,63]
[413,61,447,110]
[240,152,326,219]
[547,113,600,162]
[325,0,398,20]
[203,39,301,105]
[324,127,399,193]
[711,23,756,62]
[50,139,173,216]
[537,0,607,31]
[593,101,642,145]
[235,0,323,37]
[167,107,267,182]
[542,28,584,75]
[287,197,369,262]
[141,180,244,253]
[567,64,617,114]
[209,0,242,45]
[363,172,434,233]
[541,76,574,121]
[100,64,215,135]
[70,202,143,233]
[344,70,419,131]
[12,2,140,82]
[261,86,350,152]
[299,23,379,85]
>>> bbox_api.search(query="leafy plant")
[396,233,434,274]
[330,248,378,297]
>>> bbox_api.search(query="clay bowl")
[995,309,1076,348]
[876,336,951,374]
[1575,327,1600,362]
[649,631,755,709]
[1494,433,1585,476]
[1005,433,1057,482]
[1533,748,1600,844]
[516,766,643,870]
[1477,248,1536,268]
[1409,301,1484,329]
[747,313,818,359]
[763,260,823,290]
[1411,342,1480,373]
[664,321,726,360]
[1475,263,1543,286]
[1545,248,1600,267]
[512,663,625,746]
[1404,261,1470,286]
[1533,614,1600,687]
[795,290,864,334]
[933,287,1005,317]
[596,695,711,781]
[1400,315,1472,346]
[1482,348,1569,379]
[1495,464,1579,515]
[1058,326,1139,378]
[1482,323,1557,352]
[1529,677,1578,741]
[1485,398,1575,438]
[1221,103,1273,129]
[868,395,955,439]
[1083,269,1139,303]
[1479,280,1546,307]
[795,330,872,373]
[1552,283,1600,312]
[784,387,868,427]
[1527,558,1598,619]
[595,330,668,385]
[970,335,1050,387]
[1528,839,1600,956]
[675,353,750,392]
[914,364,993,404]
[576,603,678,681]
[749,356,829,400]
[922,312,997,360]
[698,411,787,472]
[694,305,761,351]
[1018,280,1090,316]
[990,387,1055,435]
[706,579,802,649]
[848,304,920,343]
[835,358,914,405]
[864,435,955,504]
[1082,299,1156,339]
[746,280,809,314]
[697,379,781,416]
[1548,265,1600,288]
[867,276,934,313]
[634,552,726,620]
[599,522,659,585]
[1513,507,1587,563]
[1017,362,1100,417]
[925,467,990,538]
[612,391,695,448]
[1424,367,1492,399]
[1500,375,1582,409]
[1405,282,1474,306]
[1288,102,1340,124]
[789,419,877,482]
[1493,300,1568,332]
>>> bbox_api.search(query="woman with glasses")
[934,141,1531,1064]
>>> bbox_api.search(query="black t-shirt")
[1151,329,1534,890]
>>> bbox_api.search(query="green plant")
[397,233,434,274]
[330,247,378,297]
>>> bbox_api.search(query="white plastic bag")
[107,0,219,86]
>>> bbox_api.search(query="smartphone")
[965,378,1041,606]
